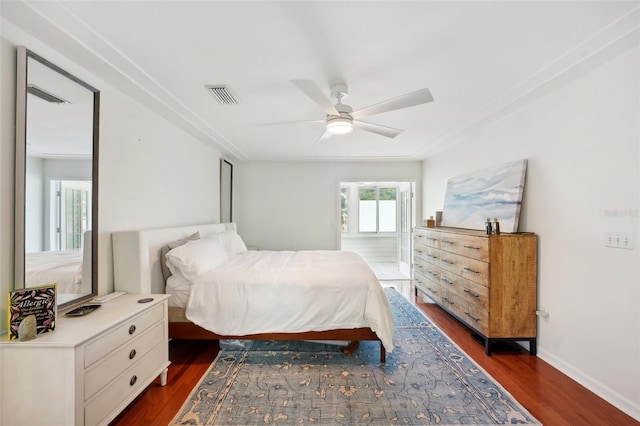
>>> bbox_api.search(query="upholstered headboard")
[112,223,236,295]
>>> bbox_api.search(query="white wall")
[422,46,639,419]
[1,22,222,332]
[235,161,422,250]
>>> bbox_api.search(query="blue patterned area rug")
[170,287,541,425]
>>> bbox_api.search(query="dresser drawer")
[85,304,164,368]
[439,270,489,310]
[414,273,441,302]
[416,260,441,282]
[455,298,489,335]
[439,251,489,287]
[84,321,165,400]
[415,229,440,249]
[85,342,168,426]
[438,234,489,262]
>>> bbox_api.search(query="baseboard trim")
[537,348,640,421]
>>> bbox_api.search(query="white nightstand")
[0,294,170,426]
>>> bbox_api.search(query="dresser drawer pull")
[426,287,437,294]
[427,254,438,259]
[463,245,481,251]
[463,289,480,298]
[441,240,454,245]
[441,278,454,285]
[463,267,480,274]
[129,349,137,360]
[426,271,438,278]
[416,249,423,253]
[427,238,438,242]
[130,375,138,386]
[464,312,480,322]
[442,259,455,265]
[129,325,137,335]
[442,297,454,305]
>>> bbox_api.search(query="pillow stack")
[164,230,248,282]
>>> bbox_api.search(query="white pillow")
[206,230,247,256]
[224,231,248,255]
[165,238,229,282]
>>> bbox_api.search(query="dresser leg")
[160,368,168,386]
[485,338,493,356]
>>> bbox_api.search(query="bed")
[25,231,93,295]
[112,223,393,362]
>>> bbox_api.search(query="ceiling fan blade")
[257,119,324,127]
[313,130,332,145]
[353,120,404,139]
[291,79,339,116]
[351,88,434,120]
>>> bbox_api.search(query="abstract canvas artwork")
[441,159,527,233]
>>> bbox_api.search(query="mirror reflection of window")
[50,180,91,251]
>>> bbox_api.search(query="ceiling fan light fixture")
[326,116,353,135]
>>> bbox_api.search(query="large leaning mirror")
[15,46,99,309]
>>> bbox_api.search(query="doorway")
[339,181,414,280]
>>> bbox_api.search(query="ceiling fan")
[263,79,434,144]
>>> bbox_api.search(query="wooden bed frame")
[112,223,386,362]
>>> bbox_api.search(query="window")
[358,187,397,233]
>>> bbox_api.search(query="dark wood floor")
[111,283,638,425]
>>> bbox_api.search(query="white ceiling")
[2,1,638,161]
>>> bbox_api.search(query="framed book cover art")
[8,284,57,340]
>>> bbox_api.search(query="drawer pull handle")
[129,325,137,335]
[464,312,480,322]
[464,245,481,251]
[427,287,437,294]
[464,289,480,298]
[442,278,454,285]
[442,240,454,245]
[417,249,423,253]
[129,349,137,360]
[463,267,480,274]
[442,297,454,305]
[442,260,454,265]
[130,375,138,386]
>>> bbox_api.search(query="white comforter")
[185,250,394,352]
[25,251,83,293]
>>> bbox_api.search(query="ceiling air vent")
[206,85,238,105]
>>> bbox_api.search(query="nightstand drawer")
[85,303,164,368]
[85,343,168,426]
[84,321,165,400]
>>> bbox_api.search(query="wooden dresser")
[0,294,170,426]
[413,227,537,355]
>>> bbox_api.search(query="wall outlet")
[605,232,634,250]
